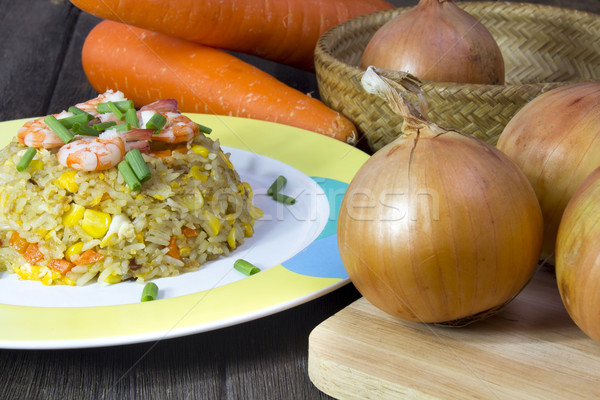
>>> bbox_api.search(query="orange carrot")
[49,259,76,275]
[71,0,394,70]
[73,249,104,266]
[9,232,28,254]
[24,243,44,265]
[82,21,357,144]
[166,236,181,259]
[182,228,199,238]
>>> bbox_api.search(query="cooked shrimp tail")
[126,140,151,153]
[140,99,178,113]
[121,128,154,142]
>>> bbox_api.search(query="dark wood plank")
[0,1,79,121]
[47,12,101,114]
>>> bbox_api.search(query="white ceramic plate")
[0,114,368,349]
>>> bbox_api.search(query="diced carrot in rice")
[49,259,75,274]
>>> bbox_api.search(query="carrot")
[73,249,104,266]
[82,21,357,144]
[166,236,181,260]
[9,232,29,254]
[70,0,394,70]
[49,259,76,275]
[182,228,199,238]
[24,243,44,265]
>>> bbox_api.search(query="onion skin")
[338,69,543,323]
[556,167,600,344]
[360,0,505,84]
[496,82,600,262]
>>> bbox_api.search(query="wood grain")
[308,269,600,399]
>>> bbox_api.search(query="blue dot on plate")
[281,177,349,279]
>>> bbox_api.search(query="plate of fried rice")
[0,97,368,349]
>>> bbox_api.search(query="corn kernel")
[242,182,253,200]
[57,170,79,193]
[153,194,165,201]
[65,242,84,261]
[191,145,210,158]
[224,214,236,225]
[81,209,112,238]
[180,247,191,257]
[135,231,145,243]
[241,222,254,237]
[188,165,208,181]
[87,195,103,207]
[62,276,76,286]
[41,273,53,286]
[35,228,48,237]
[29,160,44,171]
[227,228,237,249]
[203,210,220,236]
[62,204,85,227]
[103,274,122,284]
[249,205,264,219]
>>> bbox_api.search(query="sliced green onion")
[68,106,86,115]
[197,123,212,135]
[97,100,134,113]
[234,259,261,276]
[141,282,159,302]
[115,123,132,132]
[273,193,295,205]
[93,121,117,131]
[16,147,37,172]
[267,175,287,196]
[125,149,151,183]
[146,113,167,134]
[44,115,74,143]
[118,160,141,192]
[125,108,139,128]
[72,122,99,136]
[104,101,124,121]
[58,112,94,129]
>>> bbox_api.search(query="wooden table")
[0,1,597,399]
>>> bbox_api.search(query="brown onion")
[496,82,600,262]
[360,0,504,84]
[337,67,542,324]
[556,167,600,344]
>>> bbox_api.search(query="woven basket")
[315,2,600,153]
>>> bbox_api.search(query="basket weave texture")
[315,2,600,153]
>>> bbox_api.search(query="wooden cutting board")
[308,269,600,399]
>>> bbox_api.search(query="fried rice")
[0,130,261,286]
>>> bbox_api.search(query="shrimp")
[57,130,126,171]
[17,113,67,148]
[137,99,199,143]
[17,90,128,149]
[139,98,178,114]
[142,112,200,143]
[74,89,126,116]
